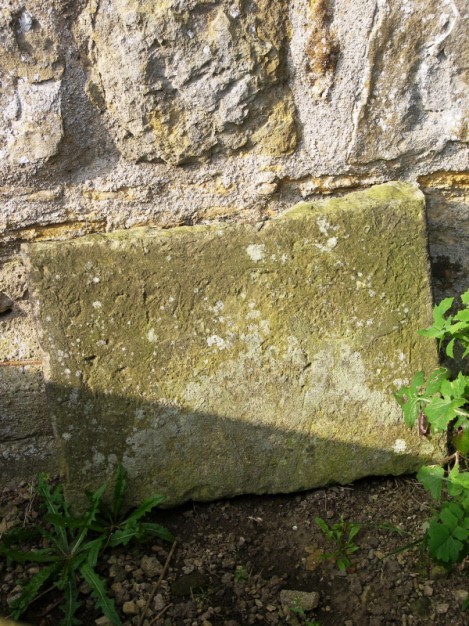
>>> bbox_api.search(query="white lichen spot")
[93,451,105,465]
[398,352,406,362]
[393,439,407,454]
[210,301,224,314]
[147,328,157,343]
[18,11,33,32]
[135,407,145,420]
[92,276,100,283]
[64,368,71,375]
[281,253,289,264]
[207,335,227,350]
[314,237,338,253]
[62,432,72,441]
[92,301,102,309]
[316,216,331,235]
[246,244,265,262]
[247,309,261,320]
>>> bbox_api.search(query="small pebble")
[122,600,139,615]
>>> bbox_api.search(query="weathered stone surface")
[74,0,296,164]
[0,365,57,484]
[0,2,64,168]
[26,183,441,506]
[1,0,468,487]
[292,0,469,168]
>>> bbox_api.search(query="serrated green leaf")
[454,308,469,322]
[447,465,469,504]
[461,289,469,306]
[108,523,138,547]
[394,372,426,428]
[417,465,445,501]
[425,368,450,395]
[441,372,469,399]
[59,573,81,626]
[71,484,106,556]
[124,494,166,524]
[83,536,106,567]
[79,563,122,625]
[37,474,68,547]
[0,546,59,563]
[112,464,127,519]
[45,514,88,529]
[424,397,466,431]
[427,519,466,563]
[434,297,454,321]
[446,338,455,358]
[138,521,175,543]
[9,563,59,619]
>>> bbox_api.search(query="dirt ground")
[0,475,467,626]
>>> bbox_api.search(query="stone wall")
[1,0,468,485]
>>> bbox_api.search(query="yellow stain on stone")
[252,98,298,157]
[418,171,469,189]
[82,187,138,202]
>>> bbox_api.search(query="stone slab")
[25,183,441,506]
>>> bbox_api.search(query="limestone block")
[0,3,64,168]
[74,0,297,164]
[25,183,441,507]
[292,0,469,168]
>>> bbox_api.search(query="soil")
[0,475,467,626]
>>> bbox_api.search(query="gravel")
[0,476,467,625]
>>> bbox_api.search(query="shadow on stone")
[45,380,443,510]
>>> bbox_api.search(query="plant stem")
[138,541,177,626]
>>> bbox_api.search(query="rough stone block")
[25,183,441,506]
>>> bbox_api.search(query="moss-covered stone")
[25,182,441,507]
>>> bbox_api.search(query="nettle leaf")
[419,298,454,342]
[427,502,468,563]
[424,397,466,431]
[417,465,445,501]
[448,463,469,508]
[394,372,426,428]
[446,338,456,358]
[461,288,469,306]
[440,372,469,399]
[454,308,469,323]
[425,368,450,395]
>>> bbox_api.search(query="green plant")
[234,564,248,582]
[395,289,469,564]
[288,596,321,625]
[0,467,173,625]
[314,514,361,573]
[91,463,174,548]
